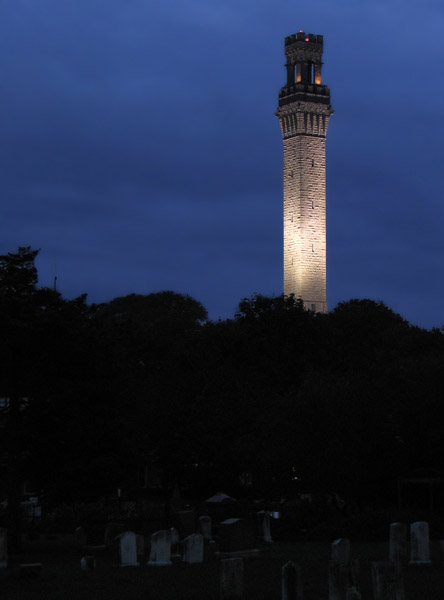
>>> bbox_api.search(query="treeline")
[1,247,444,515]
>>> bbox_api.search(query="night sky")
[1,1,443,328]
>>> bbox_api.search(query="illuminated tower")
[276,31,333,313]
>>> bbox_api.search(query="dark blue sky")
[1,0,443,327]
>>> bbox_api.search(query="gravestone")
[389,523,407,564]
[220,557,243,600]
[372,561,405,600]
[347,587,361,600]
[75,526,87,548]
[80,556,96,572]
[19,563,43,578]
[183,533,204,564]
[104,522,125,547]
[409,521,430,564]
[282,561,303,600]
[0,528,7,568]
[199,515,212,541]
[148,530,172,566]
[328,562,353,600]
[117,531,139,567]
[175,510,195,538]
[258,511,272,543]
[331,538,350,566]
[206,492,235,503]
[206,492,237,523]
[218,518,257,555]
[328,539,359,600]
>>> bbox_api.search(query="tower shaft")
[276,32,333,313]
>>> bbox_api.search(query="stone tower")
[276,31,333,313]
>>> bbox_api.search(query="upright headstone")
[328,540,358,600]
[328,562,353,600]
[219,518,257,555]
[80,556,96,572]
[183,533,204,564]
[147,530,172,566]
[389,523,407,564]
[118,531,139,567]
[0,528,7,568]
[331,538,350,566]
[282,561,303,600]
[220,557,243,600]
[199,515,213,541]
[75,526,87,548]
[347,586,362,600]
[258,511,272,543]
[18,563,43,578]
[372,561,405,600]
[409,521,430,564]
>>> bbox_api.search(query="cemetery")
[0,0,443,589]
[2,253,444,600]
[2,502,444,599]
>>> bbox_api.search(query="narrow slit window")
[312,244,314,252]
[312,201,314,209]
[312,159,314,167]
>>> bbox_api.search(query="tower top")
[278,30,331,109]
[284,31,324,64]
[285,31,323,48]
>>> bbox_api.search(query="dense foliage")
[1,247,444,539]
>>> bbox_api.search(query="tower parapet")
[276,31,333,313]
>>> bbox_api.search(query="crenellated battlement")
[285,31,323,48]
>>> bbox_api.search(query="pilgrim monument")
[276,31,333,313]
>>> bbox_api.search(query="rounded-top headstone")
[148,530,172,566]
[282,561,303,600]
[409,522,430,565]
[331,538,350,566]
[183,533,204,564]
[220,557,243,600]
[118,531,139,567]
[372,561,405,600]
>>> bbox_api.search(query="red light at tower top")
[299,29,303,32]
[305,38,309,41]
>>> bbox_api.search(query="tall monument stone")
[276,31,333,312]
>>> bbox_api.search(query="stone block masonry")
[276,31,333,313]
